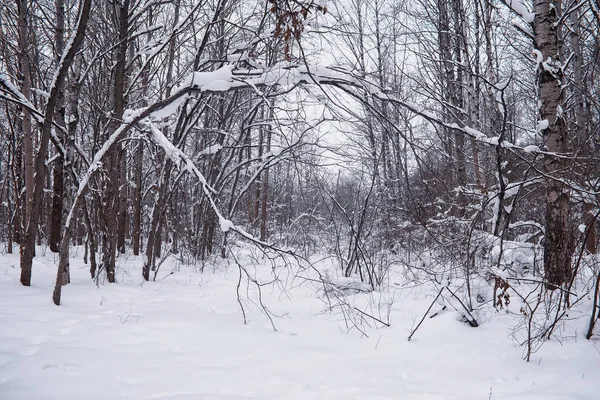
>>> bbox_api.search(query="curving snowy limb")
[52,57,582,304]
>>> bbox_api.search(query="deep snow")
[0,246,598,400]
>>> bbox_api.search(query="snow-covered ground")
[0,247,598,400]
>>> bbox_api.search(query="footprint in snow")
[0,355,14,366]
[41,363,82,373]
[18,346,39,356]
[59,326,75,335]
[27,335,46,345]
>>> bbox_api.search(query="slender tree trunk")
[12,142,22,245]
[466,2,483,191]
[103,0,130,282]
[133,141,143,255]
[437,0,459,195]
[586,270,600,339]
[570,10,596,254]
[246,126,254,222]
[452,0,467,216]
[7,200,13,254]
[142,0,180,276]
[116,1,132,255]
[50,0,66,253]
[143,163,172,280]
[18,0,34,285]
[117,150,127,253]
[260,121,271,241]
[254,107,265,230]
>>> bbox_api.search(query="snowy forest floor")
[0,245,599,400]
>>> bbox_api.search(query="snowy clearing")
[0,248,598,400]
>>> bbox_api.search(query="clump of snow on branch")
[507,0,535,23]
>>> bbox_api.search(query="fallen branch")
[444,287,479,327]
[353,307,390,327]
[408,287,444,341]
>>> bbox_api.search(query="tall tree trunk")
[12,142,22,245]
[117,150,127,253]
[18,0,34,285]
[143,163,173,280]
[50,0,66,253]
[254,107,265,230]
[534,0,572,288]
[132,7,153,257]
[437,0,459,201]
[570,10,596,254]
[142,0,180,277]
[103,0,130,282]
[260,120,272,242]
[466,1,483,191]
[452,0,467,216]
[133,141,143,255]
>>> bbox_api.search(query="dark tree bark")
[49,0,66,253]
[17,0,34,285]
[117,149,128,254]
[132,141,143,255]
[143,163,173,280]
[102,0,130,282]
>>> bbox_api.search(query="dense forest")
[1,0,599,359]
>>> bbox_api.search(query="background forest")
[0,0,600,370]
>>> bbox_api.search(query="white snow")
[541,57,559,74]
[0,72,44,123]
[0,249,598,400]
[218,216,235,232]
[150,94,189,119]
[523,145,540,153]
[532,49,544,68]
[190,65,235,92]
[201,144,223,155]
[507,0,535,23]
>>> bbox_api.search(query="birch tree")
[533,0,573,288]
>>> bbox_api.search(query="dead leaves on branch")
[268,0,327,60]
